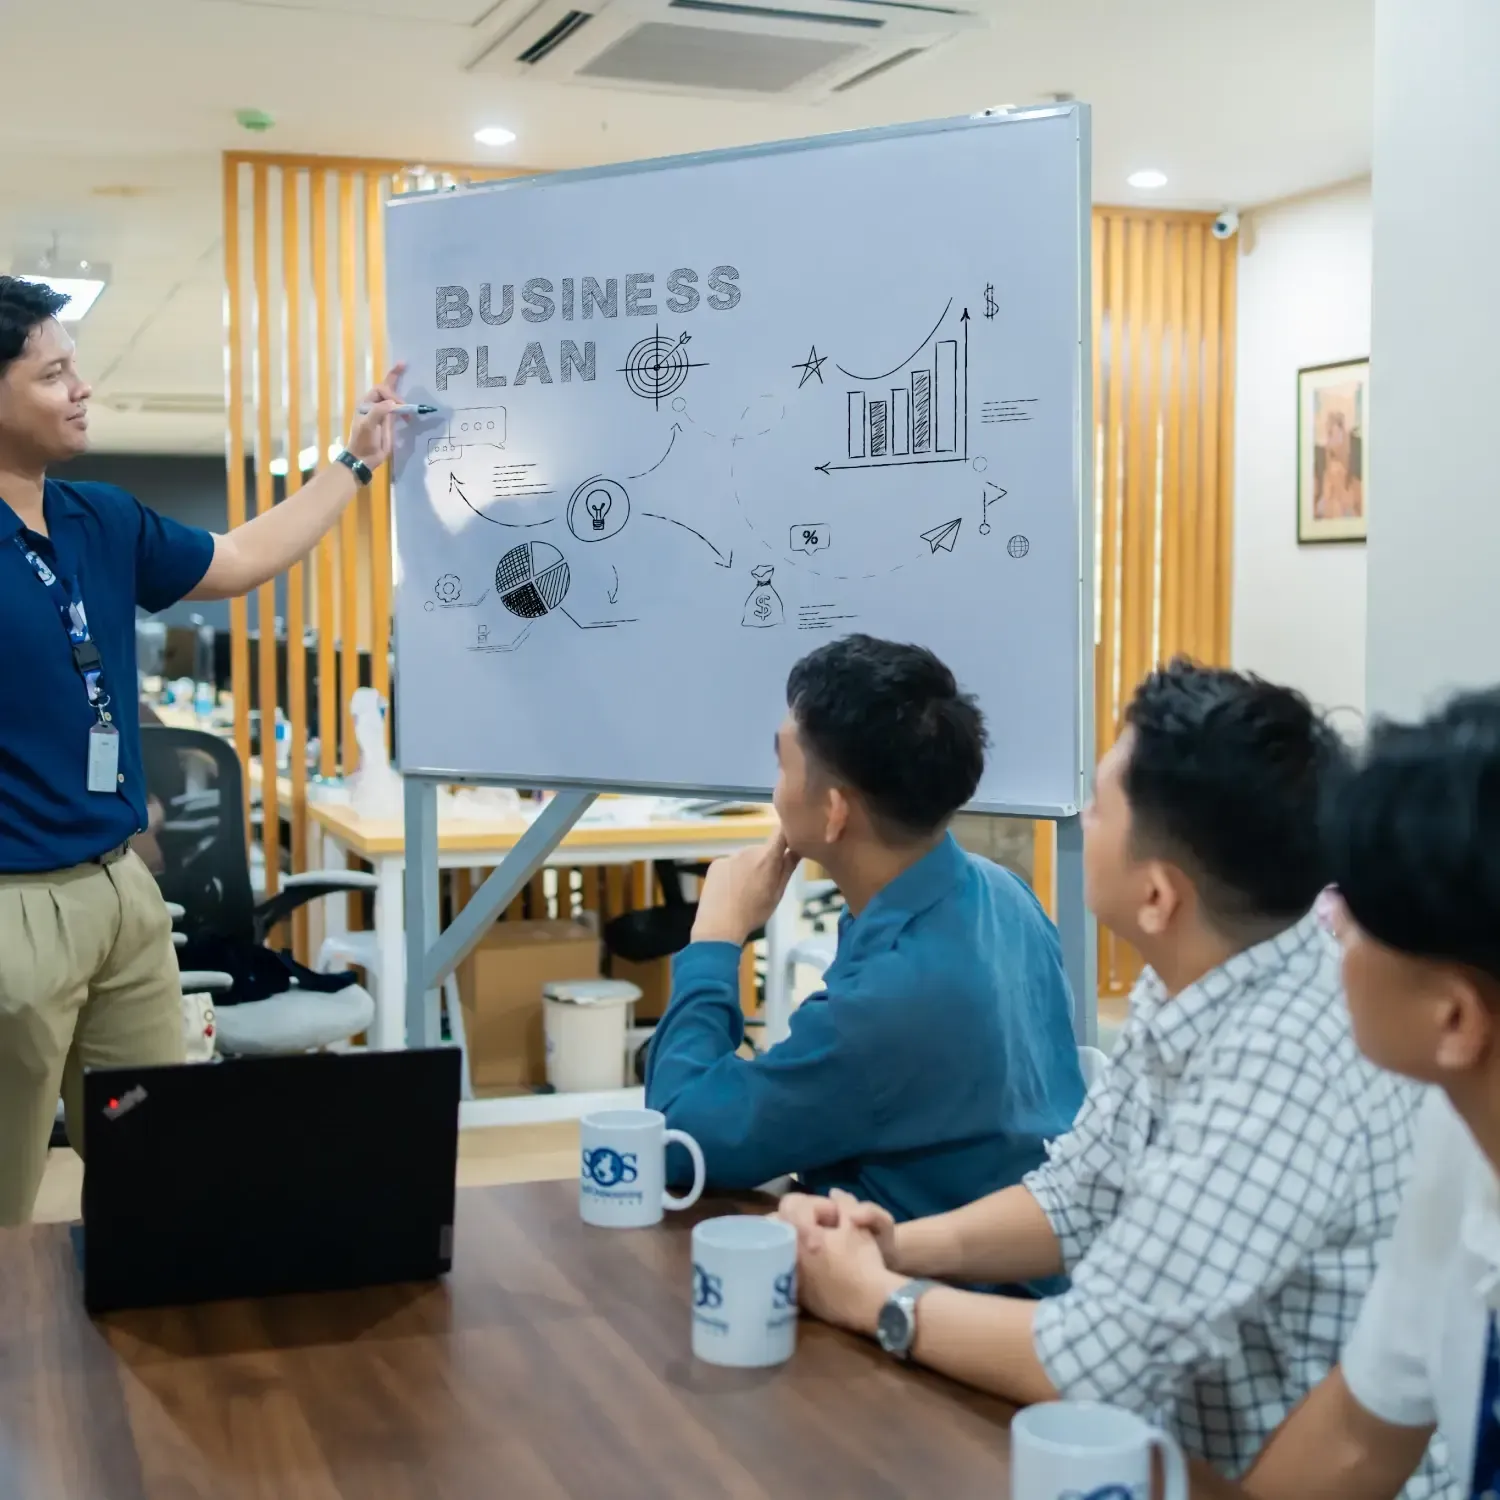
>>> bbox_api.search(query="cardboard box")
[459,919,600,1089]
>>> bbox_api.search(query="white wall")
[1366,0,1500,719]
[1231,179,1371,723]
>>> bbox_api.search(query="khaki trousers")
[0,851,184,1226]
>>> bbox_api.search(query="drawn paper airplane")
[921,518,962,554]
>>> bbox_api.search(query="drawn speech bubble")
[790,523,830,554]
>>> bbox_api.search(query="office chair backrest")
[135,726,256,944]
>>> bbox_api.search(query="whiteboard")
[386,108,1091,815]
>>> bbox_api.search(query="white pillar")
[1367,0,1500,719]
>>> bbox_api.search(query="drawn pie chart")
[496,541,570,620]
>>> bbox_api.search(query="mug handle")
[1148,1426,1189,1500]
[662,1130,706,1211]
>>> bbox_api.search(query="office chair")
[137,726,375,1055]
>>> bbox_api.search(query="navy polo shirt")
[0,480,214,872]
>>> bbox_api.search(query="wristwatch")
[334,448,373,486]
[876,1278,937,1360]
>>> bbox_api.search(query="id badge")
[87,723,121,794]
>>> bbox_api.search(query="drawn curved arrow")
[449,471,554,528]
[628,422,682,480]
[608,566,620,604]
[640,511,733,568]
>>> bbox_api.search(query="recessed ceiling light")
[1128,169,1168,190]
[473,126,516,147]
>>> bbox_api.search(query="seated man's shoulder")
[1196,941,1422,1126]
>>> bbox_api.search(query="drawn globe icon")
[1007,534,1031,559]
[496,541,570,620]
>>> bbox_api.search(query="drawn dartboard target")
[619,326,707,408]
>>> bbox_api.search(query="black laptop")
[78,1048,461,1314]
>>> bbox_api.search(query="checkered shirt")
[1024,913,1456,1495]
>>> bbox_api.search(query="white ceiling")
[0,0,1373,455]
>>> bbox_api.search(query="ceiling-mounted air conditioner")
[466,0,984,103]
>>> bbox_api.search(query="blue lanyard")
[12,533,114,723]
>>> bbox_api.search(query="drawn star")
[793,344,828,389]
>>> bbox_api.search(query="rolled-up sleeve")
[1032,1034,1357,1416]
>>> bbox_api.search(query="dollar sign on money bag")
[742,564,784,629]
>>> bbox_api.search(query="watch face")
[876,1297,911,1354]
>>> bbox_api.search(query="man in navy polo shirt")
[0,276,407,1224]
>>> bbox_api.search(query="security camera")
[1211,209,1240,241]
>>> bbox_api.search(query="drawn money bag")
[742,564,784,628]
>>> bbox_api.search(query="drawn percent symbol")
[620,329,705,409]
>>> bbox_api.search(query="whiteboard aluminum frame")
[388,104,1094,822]
[393,105,1099,1076]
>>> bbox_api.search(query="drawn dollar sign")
[984,283,998,320]
[754,596,771,621]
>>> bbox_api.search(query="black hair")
[786,634,987,841]
[1324,688,1500,982]
[0,276,70,378]
[1122,658,1349,931]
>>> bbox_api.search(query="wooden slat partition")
[1086,207,1239,997]
[222,152,524,925]
[222,164,252,849]
[311,169,336,780]
[282,170,309,951]
[251,162,280,896]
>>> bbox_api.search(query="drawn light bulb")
[586,489,612,532]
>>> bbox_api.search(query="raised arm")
[190,366,405,601]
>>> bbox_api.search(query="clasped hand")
[774,1188,905,1333]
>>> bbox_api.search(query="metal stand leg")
[1055,813,1097,1046]
[403,776,440,1049]
[421,791,597,995]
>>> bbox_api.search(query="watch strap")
[335,449,373,486]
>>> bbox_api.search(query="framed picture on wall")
[1298,358,1369,544]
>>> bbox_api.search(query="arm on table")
[1027,1033,1365,1419]
[644,942,880,1189]
[889,1182,1064,1286]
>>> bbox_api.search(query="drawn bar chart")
[842,335,961,466]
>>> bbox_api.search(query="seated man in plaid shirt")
[778,661,1451,1496]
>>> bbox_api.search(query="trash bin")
[542,979,642,1093]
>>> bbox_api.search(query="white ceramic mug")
[690,1215,798,1368]
[1010,1401,1188,1500]
[578,1108,705,1228]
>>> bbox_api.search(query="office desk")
[305,801,800,1118]
[0,1183,1016,1499]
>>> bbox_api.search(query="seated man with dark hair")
[779,661,1447,1496]
[1193,691,1500,1500]
[645,634,1083,1237]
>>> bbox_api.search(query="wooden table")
[0,1182,1015,1499]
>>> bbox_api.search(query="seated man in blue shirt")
[645,634,1083,1233]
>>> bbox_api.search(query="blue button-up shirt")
[646,833,1084,1230]
[0,480,213,872]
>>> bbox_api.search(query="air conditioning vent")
[667,0,883,29]
[579,22,858,90]
[467,0,979,102]
[516,7,593,61]
[832,42,924,89]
